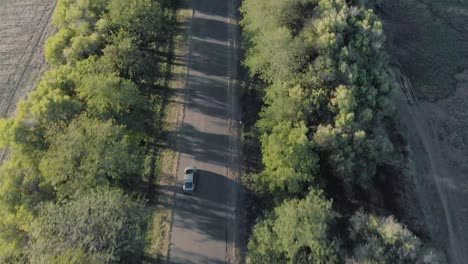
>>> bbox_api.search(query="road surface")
[168,0,241,263]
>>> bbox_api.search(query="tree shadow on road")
[166,123,229,166]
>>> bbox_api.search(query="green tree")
[45,28,75,66]
[100,32,146,81]
[242,0,395,188]
[64,34,101,63]
[38,65,81,95]
[99,29,162,85]
[0,153,53,262]
[97,0,170,84]
[0,0,174,261]
[347,211,423,264]
[47,249,91,264]
[27,188,147,263]
[105,0,167,40]
[0,73,81,153]
[240,0,316,83]
[53,0,108,33]
[77,74,147,132]
[39,115,144,199]
[247,190,339,264]
[257,121,319,195]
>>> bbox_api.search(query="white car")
[182,166,197,193]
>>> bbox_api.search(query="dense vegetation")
[0,0,175,262]
[241,0,435,263]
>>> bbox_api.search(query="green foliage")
[53,0,108,33]
[105,0,167,39]
[247,190,339,264]
[241,0,430,262]
[0,153,52,263]
[45,28,75,66]
[19,83,82,127]
[314,125,394,185]
[346,211,423,263]
[0,0,175,261]
[27,188,147,263]
[77,74,147,131]
[240,0,317,82]
[257,121,319,195]
[40,115,144,199]
[47,249,90,264]
[0,69,82,153]
[64,34,101,62]
[97,0,171,84]
[243,0,396,190]
[100,31,148,83]
[39,65,81,95]
[243,27,307,83]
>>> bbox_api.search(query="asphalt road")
[168,0,240,263]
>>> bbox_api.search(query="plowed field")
[0,0,56,161]
[0,0,55,118]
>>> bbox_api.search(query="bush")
[45,28,75,66]
[39,115,144,199]
[247,190,339,264]
[27,188,147,263]
[347,211,423,263]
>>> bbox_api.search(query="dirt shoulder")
[394,70,468,264]
[144,4,192,262]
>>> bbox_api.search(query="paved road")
[168,0,240,263]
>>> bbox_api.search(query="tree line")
[240,0,437,263]
[0,0,175,262]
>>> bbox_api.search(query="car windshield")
[184,182,193,189]
[185,169,194,174]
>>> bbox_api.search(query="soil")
[378,1,468,263]
[0,0,56,161]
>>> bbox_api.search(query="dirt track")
[0,0,56,160]
[397,70,468,264]
[381,1,468,263]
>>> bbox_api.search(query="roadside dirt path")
[396,70,468,264]
[380,1,468,262]
[0,0,56,161]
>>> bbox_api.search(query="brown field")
[0,0,56,161]
[0,0,56,118]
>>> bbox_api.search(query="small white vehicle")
[182,166,197,193]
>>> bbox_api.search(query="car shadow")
[171,169,241,242]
